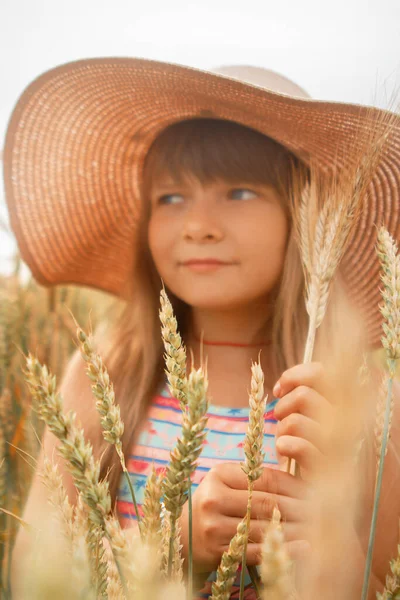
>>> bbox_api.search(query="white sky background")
[1,0,400,275]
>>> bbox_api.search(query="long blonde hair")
[93,118,350,501]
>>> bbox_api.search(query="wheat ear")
[141,465,163,548]
[378,542,400,600]
[161,507,184,583]
[362,226,400,600]
[239,359,268,599]
[24,355,129,595]
[162,366,208,575]
[40,455,74,541]
[290,130,387,476]
[75,324,141,524]
[159,288,188,409]
[25,355,111,526]
[104,539,125,600]
[86,526,108,598]
[260,508,292,600]
[211,517,248,600]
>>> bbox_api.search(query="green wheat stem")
[188,479,193,600]
[123,470,141,526]
[361,373,394,600]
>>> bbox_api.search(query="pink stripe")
[127,445,279,472]
[143,409,277,435]
[117,499,144,517]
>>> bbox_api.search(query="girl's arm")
[11,350,100,598]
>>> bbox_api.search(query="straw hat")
[3,57,400,347]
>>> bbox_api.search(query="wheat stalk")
[24,355,130,595]
[260,508,292,600]
[290,117,392,477]
[161,507,184,583]
[362,226,400,600]
[211,517,248,600]
[159,288,188,409]
[86,525,108,598]
[75,324,141,524]
[374,375,392,471]
[378,542,400,600]
[40,455,75,541]
[76,326,125,460]
[141,465,163,548]
[162,366,208,575]
[239,358,268,599]
[24,355,111,527]
[104,539,126,600]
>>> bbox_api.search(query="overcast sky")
[1,0,400,273]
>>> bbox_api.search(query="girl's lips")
[181,260,232,272]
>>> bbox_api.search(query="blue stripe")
[129,443,277,463]
[148,417,276,436]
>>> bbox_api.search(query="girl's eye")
[157,193,184,206]
[229,188,258,201]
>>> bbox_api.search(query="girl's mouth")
[181,259,233,272]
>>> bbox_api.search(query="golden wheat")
[260,507,292,600]
[159,288,188,409]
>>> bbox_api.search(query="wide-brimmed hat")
[3,57,400,347]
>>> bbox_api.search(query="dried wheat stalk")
[162,364,208,577]
[211,517,248,600]
[362,226,400,600]
[260,508,293,600]
[161,507,184,583]
[74,324,141,524]
[239,359,268,598]
[141,465,163,548]
[159,288,188,409]
[40,455,74,541]
[76,326,125,464]
[378,542,400,600]
[290,114,393,477]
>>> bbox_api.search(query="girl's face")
[147,176,289,310]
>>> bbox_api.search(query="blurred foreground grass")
[0,256,112,596]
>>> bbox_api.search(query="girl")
[5,60,400,598]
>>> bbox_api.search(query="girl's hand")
[273,362,335,480]
[179,462,311,574]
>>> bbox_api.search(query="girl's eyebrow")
[151,180,185,193]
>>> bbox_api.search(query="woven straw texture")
[3,57,400,347]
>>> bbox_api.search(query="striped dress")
[116,380,279,598]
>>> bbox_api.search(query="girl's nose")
[182,202,223,243]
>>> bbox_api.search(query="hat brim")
[3,57,400,346]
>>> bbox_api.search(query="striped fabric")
[116,381,279,598]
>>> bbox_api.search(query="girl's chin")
[174,291,258,311]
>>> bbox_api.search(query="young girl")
[5,60,400,598]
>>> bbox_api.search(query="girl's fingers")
[244,540,311,566]
[273,362,331,400]
[276,413,327,454]
[274,387,332,425]
[209,517,307,547]
[214,462,308,499]
[250,490,311,522]
[247,520,310,545]
[207,488,305,521]
[275,435,324,475]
